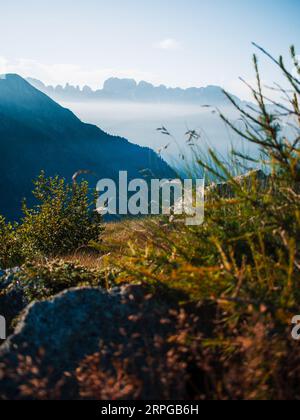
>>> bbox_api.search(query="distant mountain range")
[0,74,174,220]
[27,77,242,105]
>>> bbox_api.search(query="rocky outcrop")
[0,268,28,334]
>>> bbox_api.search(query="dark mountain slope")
[0,74,174,219]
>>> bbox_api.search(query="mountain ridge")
[27,76,242,105]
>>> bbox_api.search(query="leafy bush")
[94,46,300,399]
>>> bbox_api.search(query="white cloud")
[0,56,158,89]
[155,38,181,51]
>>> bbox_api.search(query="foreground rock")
[0,285,211,399]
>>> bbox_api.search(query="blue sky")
[0,0,299,99]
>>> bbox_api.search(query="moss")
[16,259,108,302]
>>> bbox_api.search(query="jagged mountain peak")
[27,76,242,105]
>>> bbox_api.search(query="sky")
[0,0,299,100]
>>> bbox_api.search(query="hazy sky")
[0,0,299,99]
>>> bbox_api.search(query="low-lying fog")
[62,100,252,169]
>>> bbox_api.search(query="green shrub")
[0,216,22,269]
